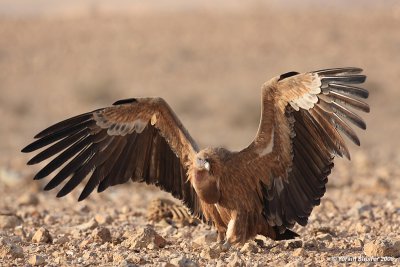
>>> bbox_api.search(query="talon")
[221,241,231,251]
[217,231,225,243]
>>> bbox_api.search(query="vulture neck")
[192,169,220,204]
[190,148,230,204]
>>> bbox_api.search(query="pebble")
[0,237,24,259]
[77,218,98,231]
[312,226,336,236]
[28,255,45,266]
[95,214,113,225]
[240,241,260,253]
[14,225,27,238]
[293,248,305,257]
[118,259,138,267]
[200,244,221,259]
[44,215,57,225]
[364,239,400,257]
[346,203,373,219]
[113,253,125,264]
[170,256,199,267]
[0,213,23,229]
[227,252,245,267]
[285,260,305,267]
[32,227,52,243]
[17,192,39,206]
[303,239,317,249]
[353,239,364,248]
[79,239,91,249]
[192,231,217,247]
[284,239,303,249]
[122,226,166,249]
[216,260,225,267]
[92,227,112,243]
[316,233,332,242]
[121,206,131,214]
[55,235,70,245]
[354,222,371,233]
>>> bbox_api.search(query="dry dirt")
[1,1,400,266]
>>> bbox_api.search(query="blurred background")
[0,1,399,265]
[1,0,400,167]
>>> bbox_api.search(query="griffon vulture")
[22,67,369,248]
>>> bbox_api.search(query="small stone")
[293,248,305,257]
[113,253,125,263]
[364,239,400,257]
[77,205,91,213]
[240,241,259,253]
[95,214,113,225]
[82,251,90,260]
[285,260,304,267]
[77,218,98,231]
[44,215,57,225]
[285,239,303,249]
[92,227,112,243]
[32,227,52,243]
[311,226,336,236]
[346,203,373,219]
[17,193,39,206]
[0,213,23,229]
[118,259,137,267]
[193,231,217,247]
[79,239,91,248]
[355,222,371,233]
[121,206,131,214]
[14,226,26,238]
[200,244,221,259]
[354,239,364,248]
[55,235,70,245]
[83,251,97,260]
[127,254,143,264]
[170,256,198,267]
[122,226,166,249]
[28,255,45,266]
[0,237,24,259]
[304,239,317,248]
[227,252,245,267]
[316,233,332,242]
[0,167,22,186]
[161,225,177,236]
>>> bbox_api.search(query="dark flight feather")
[22,68,369,245]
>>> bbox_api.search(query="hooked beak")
[196,158,210,171]
[204,161,210,171]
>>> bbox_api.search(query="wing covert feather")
[22,97,203,219]
[238,68,369,229]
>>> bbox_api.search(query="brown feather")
[22,68,369,246]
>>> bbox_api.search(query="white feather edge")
[289,74,322,111]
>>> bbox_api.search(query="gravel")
[1,3,399,266]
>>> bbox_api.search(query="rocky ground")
[1,150,399,266]
[1,1,400,266]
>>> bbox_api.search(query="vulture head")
[191,148,226,204]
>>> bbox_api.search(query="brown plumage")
[22,67,369,248]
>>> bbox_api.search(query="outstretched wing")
[240,67,369,230]
[22,97,204,219]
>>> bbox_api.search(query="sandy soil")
[0,2,399,266]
